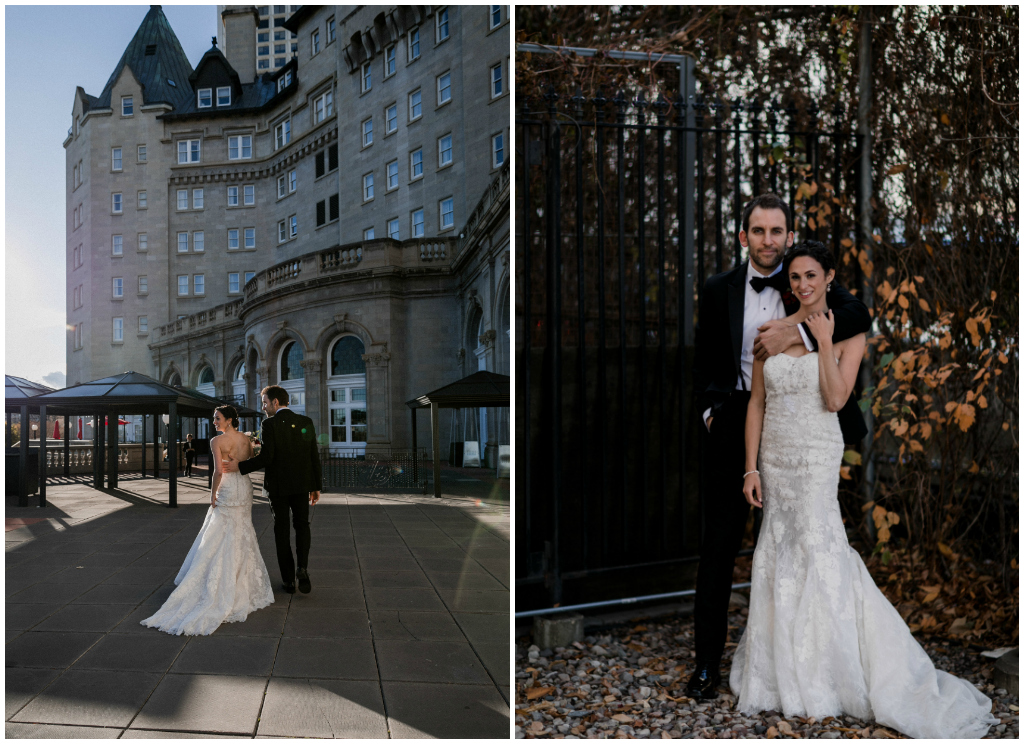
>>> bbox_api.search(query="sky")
[4,4,217,389]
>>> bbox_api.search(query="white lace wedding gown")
[729,352,997,739]
[141,471,275,635]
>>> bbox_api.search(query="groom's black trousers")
[268,491,311,581]
[694,389,753,670]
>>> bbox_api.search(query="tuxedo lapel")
[727,264,747,378]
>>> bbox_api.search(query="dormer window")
[217,86,231,106]
[122,96,133,116]
[198,88,212,108]
[277,71,292,93]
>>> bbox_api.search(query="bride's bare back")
[211,429,252,464]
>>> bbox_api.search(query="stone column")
[301,358,324,444]
[361,350,391,454]
[478,329,499,468]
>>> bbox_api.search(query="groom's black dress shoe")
[282,581,296,594]
[296,568,311,594]
[685,664,721,700]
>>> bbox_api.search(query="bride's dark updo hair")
[215,405,239,430]
[783,240,836,275]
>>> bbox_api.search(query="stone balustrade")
[155,299,244,340]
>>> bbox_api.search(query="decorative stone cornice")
[300,359,322,371]
[478,329,497,350]
[361,352,391,367]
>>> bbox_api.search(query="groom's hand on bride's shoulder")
[754,319,798,360]
[221,454,239,473]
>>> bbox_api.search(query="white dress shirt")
[703,261,813,430]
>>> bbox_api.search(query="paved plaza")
[5,473,510,738]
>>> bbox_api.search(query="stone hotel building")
[65,5,510,460]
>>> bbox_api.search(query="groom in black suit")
[222,384,322,594]
[686,194,870,699]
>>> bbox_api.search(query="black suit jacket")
[238,408,323,495]
[693,261,871,444]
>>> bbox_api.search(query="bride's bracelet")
[743,470,759,478]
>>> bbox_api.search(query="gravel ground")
[514,606,1018,739]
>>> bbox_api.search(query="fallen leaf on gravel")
[526,685,554,700]
[777,720,793,735]
[529,721,544,732]
[611,713,633,723]
[766,725,778,738]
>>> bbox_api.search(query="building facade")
[217,4,301,73]
[65,5,510,461]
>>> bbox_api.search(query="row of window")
[360,52,503,103]
[102,271,258,301]
[359,201,452,241]
[174,229,257,253]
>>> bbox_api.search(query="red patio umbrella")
[52,420,60,439]
[77,417,83,439]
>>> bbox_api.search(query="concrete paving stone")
[170,635,279,676]
[407,546,472,561]
[368,610,466,642]
[11,669,161,728]
[417,556,488,574]
[4,722,125,738]
[4,576,49,598]
[43,565,121,585]
[91,543,154,558]
[101,565,177,585]
[6,602,65,631]
[212,607,288,637]
[477,561,510,582]
[362,569,432,589]
[283,608,371,639]
[304,553,359,572]
[6,667,62,718]
[428,570,507,592]
[288,586,365,609]
[463,547,511,563]
[309,543,357,556]
[357,553,421,571]
[256,677,388,739]
[139,583,176,607]
[130,552,185,567]
[365,586,447,612]
[8,582,89,605]
[130,673,266,735]
[293,568,361,588]
[121,730,248,738]
[7,563,67,583]
[72,583,159,605]
[35,604,136,633]
[375,640,493,684]
[111,607,178,636]
[273,637,378,679]
[7,629,26,642]
[355,542,415,556]
[436,589,509,614]
[452,612,508,647]
[472,641,511,685]
[72,632,189,672]
[381,680,510,738]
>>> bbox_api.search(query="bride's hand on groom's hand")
[743,473,763,509]
[805,309,834,345]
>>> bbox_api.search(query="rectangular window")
[278,220,287,243]
[139,276,148,294]
[229,273,240,293]
[316,200,326,227]
[75,323,82,349]
[362,118,373,147]
[194,274,205,295]
[491,63,503,97]
[387,160,398,190]
[408,27,420,60]
[409,89,422,120]
[412,208,425,238]
[113,317,123,342]
[245,271,256,284]
[329,143,338,171]
[490,4,501,28]
[178,139,201,164]
[277,175,286,198]
[289,170,296,192]
[138,233,148,252]
[437,71,451,105]
[329,194,339,222]
[289,215,297,238]
[193,188,204,209]
[274,120,291,149]
[361,62,371,92]
[436,8,449,41]
[122,96,133,116]
[138,145,147,162]
[438,134,453,167]
[440,197,454,230]
[177,232,188,253]
[139,316,148,333]
[177,189,188,210]
[198,88,212,108]
[227,186,239,207]
[112,235,123,255]
[244,228,256,249]
[193,231,205,252]
[112,193,122,213]
[388,218,400,239]
[363,173,374,201]
[178,275,188,295]
[316,151,325,178]
[311,29,320,55]
[327,17,335,43]
[386,104,398,133]
[228,228,240,249]
[259,45,270,56]
[138,190,147,209]
[217,86,231,106]
[112,147,122,171]
[277,70,292,92]
[112,278,123,298]
[410,148,423,180]
[385,45,396,76]
[314,90,333,123]
[258,58,270,69]
[492,132,505,167]
[364,227,375,240]
[244,185,255,206]
[228,135,252,159]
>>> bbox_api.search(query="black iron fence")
[319,449,427,490]
[516,81,863,612]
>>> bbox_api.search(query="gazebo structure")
[6,376,57,505]
[25,371,226,507]
[406,370,510,498]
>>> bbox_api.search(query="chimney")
[219,5,259,85]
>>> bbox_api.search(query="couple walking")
[141,385,321,635]
[687,194,996,738]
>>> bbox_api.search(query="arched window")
[280,341,304,381]
[199,367,215,385]
[168,371,181,386]
[331,336,366,376]
[234,362,246,380]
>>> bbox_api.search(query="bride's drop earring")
[827,282,832,293]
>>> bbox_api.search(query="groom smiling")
[687,194,871,699]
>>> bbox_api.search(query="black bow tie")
[749,272,789,294]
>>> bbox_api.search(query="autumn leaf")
[526,686,555,700]
[611,713,633,723]
[840,465,852,480]
[897,294,909,310]
[887,163,910,175]
[918,298,930,312]
[969,461,980,474]
[956,403,976,432]
[843,450,862,466]
[766,726,779,739]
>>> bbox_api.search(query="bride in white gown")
[141,405,275,636]
[731,243,996,739]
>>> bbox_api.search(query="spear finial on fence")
[544,84,559,114]
[765,101,778,129]
[807,99,820,129]
[694,95,707,125]
[673,92,687,121]
[653,94,670,121]
[593,88,608,122]
[571,87,586,118]
[634,89,649,119]
[613,90,629,120]
[713,97,724,125]
[749,98,763,127]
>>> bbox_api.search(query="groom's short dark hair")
[262,385,289,406]
[742,193,793,235]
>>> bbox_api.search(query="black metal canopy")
[32,371,223,416]
[5,375,56,412]
[406,371,510,410]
